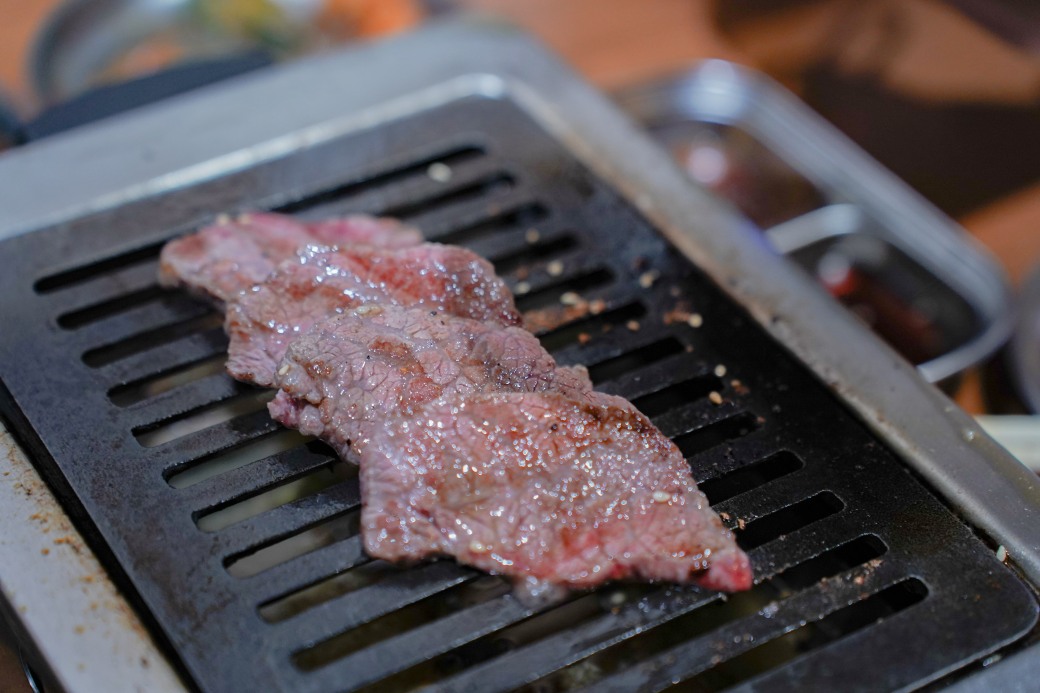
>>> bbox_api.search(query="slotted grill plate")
[0,96,1035,692]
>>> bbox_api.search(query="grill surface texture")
[0,93,1036,692]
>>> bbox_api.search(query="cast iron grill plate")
[0,96,1036,692]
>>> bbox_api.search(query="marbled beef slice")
[360,391,753,593]
[158,212,422,301]
[225,243,522,386]
[267,305,592,459]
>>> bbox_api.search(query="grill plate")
[0,95,1035,692]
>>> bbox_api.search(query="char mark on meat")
[226,244,522,386]
[158,212,422,302]
[361,390,753,593]
[267,306,592,460]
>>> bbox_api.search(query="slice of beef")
[158,212,422,302]
[360,391,753,593]
[226,244,523,386]
[267,305,591,458]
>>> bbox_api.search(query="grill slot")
[195,460,354,532]
[300,592,534,690]
[386,172,515,221]
[277,145,486,217]
[99,326,228,381]
[34,240,166,293]
[627,373,723,417]
[259,560,427,623]
[499,535,889,693]
[292,576,514,672]
[82,312,224,367]
[0,94,1034,693]
[427,202,548,248]
[57,284,166,329]
[109,354,228,407]
[489,233,580,276]
[165,429,310,488]
[577,575,924,693]
[691,579,927,691]
[585,337,687,385]
[698,451,806,504]
[535,302,647,353]
[225,502,362,579]
[73,292,215,348]
[131,387,274,447]
[671,411,761,458]
[513,267,615,312]
[735,492,846,550]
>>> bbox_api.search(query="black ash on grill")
[159,213,753,594]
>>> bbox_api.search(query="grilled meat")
[158,212,422,302]
[268,305,592,459]
[226,244,522,386]
[362,391,752,592]
[158,212,752,594]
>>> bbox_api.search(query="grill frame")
[2,18,1040,692]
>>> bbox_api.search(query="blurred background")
[1,3,1040,689]
[0,0,1038,413]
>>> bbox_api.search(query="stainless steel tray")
[616,60,1015,384]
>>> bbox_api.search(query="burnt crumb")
[662,303,703,329]
[638,270,660,289]
[560,291,583,307]
[550,423,559,432]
